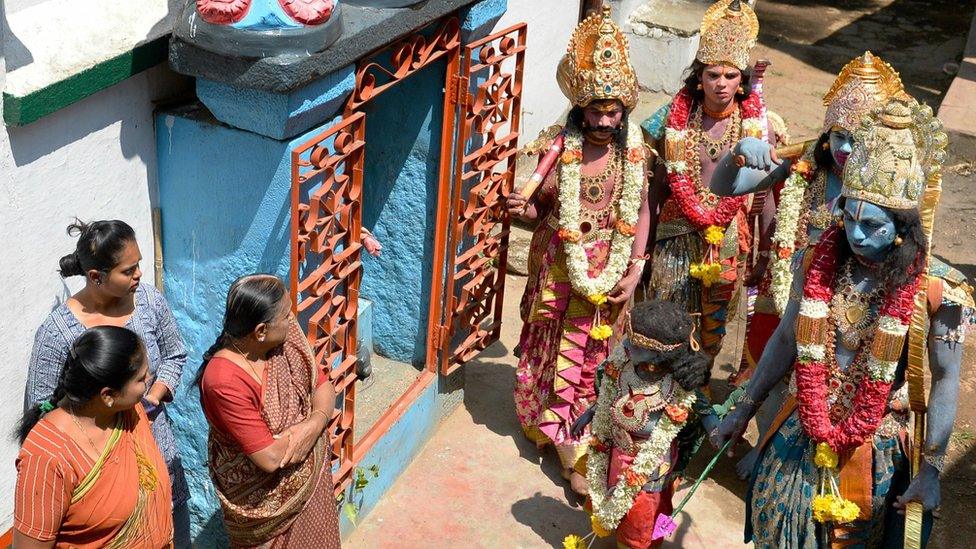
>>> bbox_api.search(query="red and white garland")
[663,88,763,231]
[793,226,922,454]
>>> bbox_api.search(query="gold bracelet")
[310,409,330,422]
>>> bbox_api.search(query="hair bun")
[58,252,84,277]
[66,219,90,237]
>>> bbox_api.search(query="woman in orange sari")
[197,274,340,548]
[14,326,173,548]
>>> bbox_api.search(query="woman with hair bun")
[197,274,340,548]
[25,219,191,547]
[14,326,174,548]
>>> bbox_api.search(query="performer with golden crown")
[713,96,973,547]
[505,6,651,496]
[640,0,771,362]
[710,52,908,479]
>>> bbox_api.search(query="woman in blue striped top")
[24,219,191,548]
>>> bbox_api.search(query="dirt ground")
[348,1,976,546]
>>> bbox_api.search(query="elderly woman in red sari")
[197,274,340,548]
[14,326,173,548]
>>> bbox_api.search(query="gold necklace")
[691,105,740,161]
[68,406,103,458]
[580,143,618,206]
[830,261,884,350]
[231,341,264,384]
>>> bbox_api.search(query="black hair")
[194,274,287,386]
[682,59,754,104]
[58,219,137,278]
[16,326,145,444]
[836,200,927,292]
[813,132,834,170]
[629,299,710,391]
[568,100,630,148]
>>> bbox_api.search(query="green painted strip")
[3,36,169,126]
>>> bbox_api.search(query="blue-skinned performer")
[709,52,906,479]
[712,96,973,547]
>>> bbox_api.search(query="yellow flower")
[811,494,836,523]
[814,442,839,469]
[704,225,725,246]
[690,262,722,287]
[590,514,612,538]
[590,324,613,340]
[562,534,586,549]
[833,499,861,524]
[588,294,608,306]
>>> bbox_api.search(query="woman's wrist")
[309,409,330,429]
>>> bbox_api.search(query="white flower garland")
[798,342,826,362]
[799,298,830,319]
[866,355,898,383]
[559,120,645,297]
[878,315,909,336]
[586,354,695,531]
[769,145,818,314]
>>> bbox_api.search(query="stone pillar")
[608,0,712,95]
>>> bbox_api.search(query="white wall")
[0,37,189,532]
[493,0,581,144]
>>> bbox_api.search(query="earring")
[736,86,744,95]
[894,236,904,246]
[836,217,845,229]
[696,83,703,91]
[107,399,114,408]
[821,142,830,151]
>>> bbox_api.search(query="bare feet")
[736,448,759,480]
[569,470,589,496]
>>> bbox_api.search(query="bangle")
[310,409,330,423]
[923,452,946,474]
[737,393,760,411]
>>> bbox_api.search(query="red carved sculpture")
[279,0,335,26]
[197,0,251,25]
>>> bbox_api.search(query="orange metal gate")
[290,16,526,493]
[427,23,527,375]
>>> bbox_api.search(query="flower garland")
[585,351,695,531]
[769,148,818,314]
[793,226,920,454]
[663,88,762,232]
[558,120,645,300]
[793,226,922,523]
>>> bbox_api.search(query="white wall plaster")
[4,0,176,96]
[0,56,188,531]
[494,0,581,141]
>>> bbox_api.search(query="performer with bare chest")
[505,7,651,497]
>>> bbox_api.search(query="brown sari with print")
[207,322,339,548]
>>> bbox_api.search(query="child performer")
[573,300,713,548]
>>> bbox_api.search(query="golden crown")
[560,5,639,110]
[696,0,759,71]
[842,96,948,211]
[821,51,904,134]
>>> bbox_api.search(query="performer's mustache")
[582,121,622,135]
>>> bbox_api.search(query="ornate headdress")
[842,96,948,210]
[558,5,639,110]
[822,51,904,134]
[626,312,701,352]
[696,0,759,71]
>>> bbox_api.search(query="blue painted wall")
[338,380,439,537]
[360,57,446,365]
[156,106,296,545]
[155,1,508,544]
